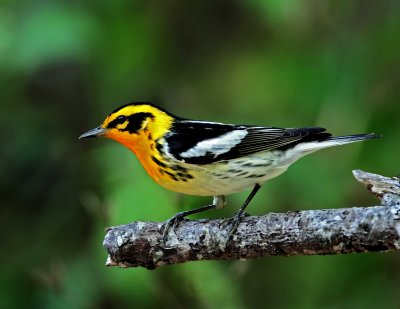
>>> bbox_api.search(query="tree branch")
[103,170,400,269]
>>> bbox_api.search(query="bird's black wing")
[164,120,331,165]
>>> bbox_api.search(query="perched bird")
[79,102,379,241]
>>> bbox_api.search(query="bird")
[79,102,380,241]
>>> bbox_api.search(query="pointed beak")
[79,126,107,139]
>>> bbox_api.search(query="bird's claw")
[228,210,249,240]
[160,213,184,243]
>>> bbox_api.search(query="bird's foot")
[160,212,185,244]
[227,211,250,240]
[159,204,216,244]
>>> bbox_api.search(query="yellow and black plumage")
[80,102,380,240]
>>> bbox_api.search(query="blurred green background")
[1,0,399,308]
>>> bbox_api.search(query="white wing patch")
[180,130,248,159]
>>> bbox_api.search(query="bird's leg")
[161,205,215,243]
[228,184,262,239]
[161,195,226,243]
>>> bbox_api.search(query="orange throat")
[106,134,163,182]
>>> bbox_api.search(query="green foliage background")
[1,1,399,308]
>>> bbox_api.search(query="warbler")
[79,102,379,240]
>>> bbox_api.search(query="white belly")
[169,151,293,196]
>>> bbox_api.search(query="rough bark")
[103,170,400,269]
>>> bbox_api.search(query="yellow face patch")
[113,120,128,131]
[102,105,172,138]
[98,104,174,159]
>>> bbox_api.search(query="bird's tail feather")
[294,133,381,152]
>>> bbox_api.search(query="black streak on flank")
[177,172,194,180]
[241,162,272,168]
[170,164,188,172]
[245,174,266,178]
[164,170,178,181]
[227,169,242,173]
[152,156,167,168]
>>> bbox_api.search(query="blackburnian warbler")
[79,102,379,241]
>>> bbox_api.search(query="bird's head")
[79,103,174,151]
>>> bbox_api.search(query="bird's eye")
[116,115,127,124]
